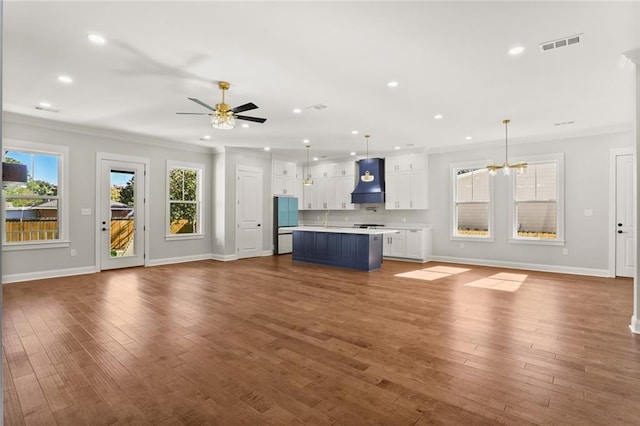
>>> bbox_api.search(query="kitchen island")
[290,227,399,271]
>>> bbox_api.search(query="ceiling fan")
[177,81,267,129]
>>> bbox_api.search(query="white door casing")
[616,153,635,277]
[96,154,149,271]
[236,165,263,259]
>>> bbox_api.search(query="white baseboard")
[146,253,214,267]
[630,315,640,334]
[211,253,238,262]
[3,266,97,284]
[262,250,273,256]
[430,255,610,277]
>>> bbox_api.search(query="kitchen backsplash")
[299,208,429,227]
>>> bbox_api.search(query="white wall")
[2,114,214,280]
[428,131,633,275]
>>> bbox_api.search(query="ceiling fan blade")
[232,102,258,114]
[176,112,211,115]
[235,115,267,123]
[188,97,217,112]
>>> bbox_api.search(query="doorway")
[97,155,148,270]
[611,149,635,277]
[235,165,263,259]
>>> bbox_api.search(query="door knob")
[618,223,623,226]
[102,227,107,231]
[618,230,623,234]
[257,224,261,227]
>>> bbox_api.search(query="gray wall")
[2,115,214,278]
[213,147,273,257]
[428,131,633,273]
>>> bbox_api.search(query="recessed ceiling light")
[394,146,401,150]
[465,136,473,140]
[387,81,399,88]
[87,33,106,45]
[202,135,211,140]
[350,152,356,156]
[39,101,51,108]
[264,147,270,151]
[434,114,443,120]
[351,130,359,135]
[302,139,310,144]
[508,46,525,55]
[58,75,73,84]
[292,108,302,114]
[313,157,318,161]
[241,123,249,128]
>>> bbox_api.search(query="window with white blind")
[452,165,493,240]
[511,155,564,244]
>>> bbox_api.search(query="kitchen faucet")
[323,210,330,228]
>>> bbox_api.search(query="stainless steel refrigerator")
[274,196,299,254]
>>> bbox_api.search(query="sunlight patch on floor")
[395,266,470,281]
[464,273,528,292]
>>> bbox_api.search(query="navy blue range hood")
[351,158,385,204]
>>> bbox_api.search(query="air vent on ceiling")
[307,103,328,110]
[35,106,59,113]
[540,33,582,52]
[554,120,575,126]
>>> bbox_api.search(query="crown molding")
[3,111,220,154]
[427,122,634,155]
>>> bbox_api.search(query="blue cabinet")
[292,230,383,271]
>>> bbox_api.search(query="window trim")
[2,139,70,250]
[450,160,495,242]
[508,153,565,246]
[165,160,205,241]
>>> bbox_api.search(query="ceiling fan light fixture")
[210,111,235,129]
[486,119,527,176]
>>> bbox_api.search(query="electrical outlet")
[70,249,77,257]
[344,216,348,221]
[562,248,569,255]
[402,217,407,222]
[460,242,465,249]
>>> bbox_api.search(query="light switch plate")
[81,208,92,215]
[584,209,593,217]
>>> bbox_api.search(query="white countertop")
[290,226,400,235]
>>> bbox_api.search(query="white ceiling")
[3,1,639,162]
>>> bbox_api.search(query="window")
[166,161,204,239]
[452,164,493,240]
[2,140,69,249]
[511,155,564,244]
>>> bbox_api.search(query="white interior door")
[616,154,635,277]
[99,159,146,270]
[236,165,263,259]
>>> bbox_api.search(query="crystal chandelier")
[210,110,235,130]
[360,134,375,182]
[487,119,527,176]
[209,81,235,130]
[303,145,313,186]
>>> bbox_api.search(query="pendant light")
[360,134,374,182]
[487,119,527,176]
[303,145,313,186]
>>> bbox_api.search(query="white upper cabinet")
[385,153,428,210]
[298,161,357,210]
[273,160,297,196]
[386,153,426,172]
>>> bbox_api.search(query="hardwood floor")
[3,257,639,425]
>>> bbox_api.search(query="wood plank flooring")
[3,257,639,425]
